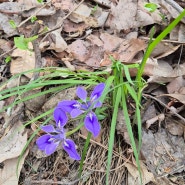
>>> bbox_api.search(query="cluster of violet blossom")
[36,83,105,160]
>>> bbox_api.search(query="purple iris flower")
[57,83,105,137]
[36,108,81,160]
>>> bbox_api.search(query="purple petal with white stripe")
[41,125,56,133]
[90,83,105,101]
[76,87,87,102]
[84,112,101,137]
[53,108,68,127]
[63,139,81,160]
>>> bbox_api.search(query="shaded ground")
[0,0,185,184]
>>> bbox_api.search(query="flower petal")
[84,112,101,137]
[90,83,105,101]
[70,109,84,118]
[57,100,80,113]
[41,125,56,133]
[53,108,68,127]
[76,87,87,102]
[36,134,51,150]
[45,141,59,155]
[63,139,81,160]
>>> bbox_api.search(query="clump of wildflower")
[36,108,81,160]
[36,83,105,160]
[57,83,105,137]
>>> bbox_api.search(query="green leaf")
[14,35,38,50]
[106,87,121,185]
[123,65,134,85]
[144,3,158,13]
[5,56,11,63]
[9,20,17,29]
[31,16,37,23]
[37,0,43,3]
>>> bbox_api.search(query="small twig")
[29,22,42,81]
[140,36,185,44]
[27,172,92,185]
[0,47,16,59]
[143,94,185,124]
[79,133,130,162]
[39,0,85,39]
[17,0,52,28]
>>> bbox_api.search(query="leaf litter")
[0,0,185,184]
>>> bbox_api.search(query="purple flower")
[57,83,105,137]
[36,108,81,160]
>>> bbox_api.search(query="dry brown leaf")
[151,42,180,59]
[69,4,91,23]
[92,6,109,27]
[125,161,156,185]
[0,39,12,52]
[67,40,90,62]
[166,122,184,136]
[118,38,146,63]
[52,0,74,10]
[10,43,35,78]
[116,109,131,145]
[159,94,185,104]
[167,76,185,94]
[0,150,28,185]
[0,121,27,163]
[63,19,88,33]
[41,28,67,52]
[0,13,21,36]
[87,34,103,47]
[107,0,161,31]
[170,23,185,42]
[100,32,123,51]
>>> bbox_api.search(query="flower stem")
[66,122,84,137]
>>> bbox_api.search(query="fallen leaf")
[63,19,88,33]
[106,0,161,31]
[125,161,156,185]
[10,43,35,78]
[41,28,67,52]
[159,94,185,104]
[151,42,180,59]
[69,4,92,23]
[166,122,184,136]
[0,121,27,163]
[0,13,21,36]
[67,39,90,62]
[167,76,185,94]
[0,150,28,185]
